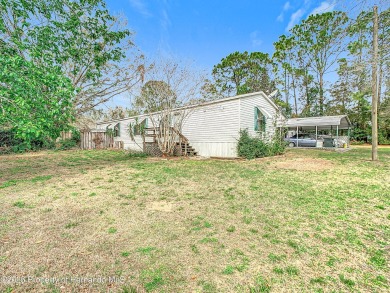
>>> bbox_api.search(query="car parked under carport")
[284,133,323,147]
[278,115,352,149]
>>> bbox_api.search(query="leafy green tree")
[346,9,390,142]
[329,58,353,114]
[0,0,144,116]
[377,8,390,107]
[200,79,224,101]
[349,92,372,141]
[370,8,389,142]
[211,51,276,97]
[290,11,350,115]
[135,80,177,113]
[273,35,295,116]
[0,55,74,144]
[379,96,390,143]
[342,11,372,141]
[273,34,320,117]
[134,57,205,156]
[347,11,372,94]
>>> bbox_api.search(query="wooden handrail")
[144,127,189,143]
[171,127,189,143]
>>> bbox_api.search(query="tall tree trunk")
[377,11,386,108]
[291,77,298,116]
[378,55,383,108]
[371,5,379,161]
[304,71,310,115]
[284,68,288,106]
[319,74,324,115]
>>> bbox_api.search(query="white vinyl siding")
[180,99,240,157]
[181,99,239,143]
[190,142,237,157]
[99,118,146,151]
[96,91,284,157]
[239,93,279,139]
[254,107,265,132]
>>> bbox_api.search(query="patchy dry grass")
[0,148,389,292]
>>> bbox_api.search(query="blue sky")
[103,0,344,108]
[106,0,339,71]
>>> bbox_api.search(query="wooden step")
[143,127,197,156]
[185,148,195,151]
[181,146,194,150]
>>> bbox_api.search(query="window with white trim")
[113,123,120,137]
[133,118,148,136]
[254,107,266,132]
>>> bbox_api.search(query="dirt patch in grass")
[146,201,174,212]
[271,157,335,171]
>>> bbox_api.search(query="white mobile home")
[96,91,284,157]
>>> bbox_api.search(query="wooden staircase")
[144,127,197,157]
[176,141,197,156]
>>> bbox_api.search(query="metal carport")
[279,115,352,148]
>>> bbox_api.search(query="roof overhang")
[278,115,352,130]
[96,90,283,125]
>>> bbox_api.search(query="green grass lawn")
[0,148,389,292]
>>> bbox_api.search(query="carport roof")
[280,115,351,130]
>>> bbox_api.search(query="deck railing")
[144,127,191,155]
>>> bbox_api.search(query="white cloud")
[161,9,171,31]
[283,1,292,11]
[156,1,172,56]
[129,0,152,17]
[310,0,336,16]
[250,31,262,48]
[286,8,305,31]
[284,0,336,31]
[277,1,292,22]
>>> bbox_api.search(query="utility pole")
[371,5,378,161]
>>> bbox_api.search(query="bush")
[0,129,22,147]
[0,128,78,154]
[56,129,81,150]
[71,129,81,143]
[56,138,77,150]
[125,150,148,158]
[350,140,366,145]
[237,129,286,159]
[0,129,56,153]
[378,132,390,145]
[10,139,56,153]
[350,127,370,143]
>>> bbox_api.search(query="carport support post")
[336,125,339,148]
[315,126,318,142]
[296,126,299,147]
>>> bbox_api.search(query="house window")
[171,112,181,128]
[254,107,266,132]
[106,125,113,137]
[133,118,148,136]
[114,123,120,137]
